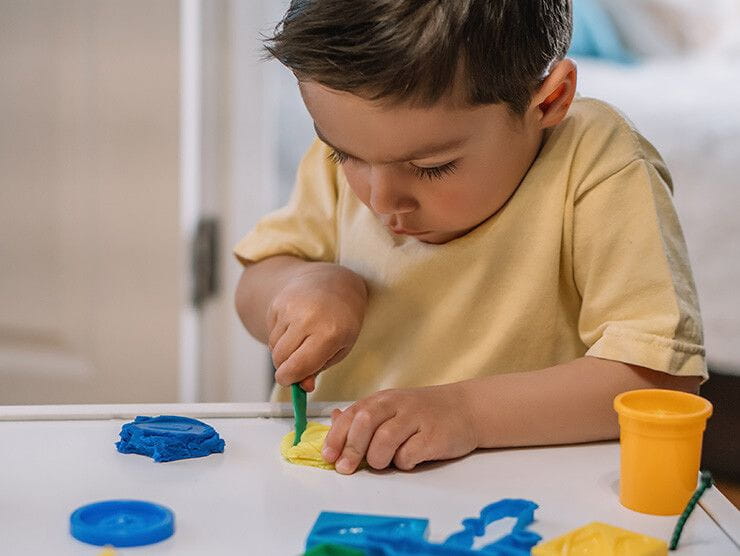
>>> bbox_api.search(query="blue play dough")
[116,415,225,462]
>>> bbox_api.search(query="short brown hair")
[264,0,572,115]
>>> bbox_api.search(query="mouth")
[390,228,430,237]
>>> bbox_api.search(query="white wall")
[0,0,182,404]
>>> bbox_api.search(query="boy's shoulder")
[551,97,668,195]
[565,96,642,150]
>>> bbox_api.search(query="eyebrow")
[314,124,467,163]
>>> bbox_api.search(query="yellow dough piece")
[532,522,667,556]
[280,421,335,470]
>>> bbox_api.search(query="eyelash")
[327,148,458,181]
[327,148,349,165]
[413,162,457,181]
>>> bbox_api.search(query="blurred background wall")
[0,0,283,404]
[1,1,181,404]
[563,0,740,490]
[1,0,739,410]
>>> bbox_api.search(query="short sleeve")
[233,139,339,264]
[574,158,707,379]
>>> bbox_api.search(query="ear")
[530,58,577,129]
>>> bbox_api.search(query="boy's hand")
[322,383,479,474]
[268,263,367,391]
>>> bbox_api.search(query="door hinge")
[192,217,220,308]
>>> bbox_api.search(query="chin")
[417,230,461,244]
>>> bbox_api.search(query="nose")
[368,167,417,215]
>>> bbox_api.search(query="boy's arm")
[235,255,315,343]
[323,357,701,474]
[461,357,701,448]
[235,255,368,390]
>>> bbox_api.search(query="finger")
[328,408,342,431]
[275,336,336,386]
[393,432,430,471]
[335,405,396,475]
[270,324,306,370]
[366,418,418,470]
[320,347,347,371]
[267,319,289,352]
[298,345,345,392]
[299,374,316,392]
[265,302,279,335]
[330,408,342,425]
[322,405,357,463]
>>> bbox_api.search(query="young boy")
[234,1,706,475]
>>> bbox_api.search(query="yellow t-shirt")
[235,97,707,402]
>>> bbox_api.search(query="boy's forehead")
[299,80,512,162]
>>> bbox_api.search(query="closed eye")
[327,148,351,165]
[328,147,457,181]
[412,161,458,181]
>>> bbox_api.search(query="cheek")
[341,165,371,205]
[422,176,491,225]
[439,165,511,224]
[429,189,481,225]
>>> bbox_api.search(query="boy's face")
[300,80,545,244]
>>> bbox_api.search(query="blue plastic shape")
[305,499,540,555]
[307,512,429,550]
[116,415,225,462]
[443,499,540,554]
[70,499,175,547]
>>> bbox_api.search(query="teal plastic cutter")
[291,383,307,446]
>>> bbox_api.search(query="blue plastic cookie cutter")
[70,499,175,547]
[306,499,540,555]
[308,512,430,548]
[115,415,225,462]
[444,499,540,554]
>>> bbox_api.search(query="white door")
[196,0,286,402]
[0,1,183,404]
[0,0,286,405]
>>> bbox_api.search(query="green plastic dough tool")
[292,383,307,446]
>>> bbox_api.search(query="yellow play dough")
[532,522,667,556]
[280,421,335,470]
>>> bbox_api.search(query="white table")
[1,403,738,555]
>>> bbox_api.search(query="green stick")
[669,471,713,550]
[292,383,307,446]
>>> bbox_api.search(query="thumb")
[393,433,429,471]
[300,374,317,392]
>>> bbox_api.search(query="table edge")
[0,402,349,421]
[699,486,740,549]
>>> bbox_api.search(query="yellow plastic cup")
[614,389,712,515]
